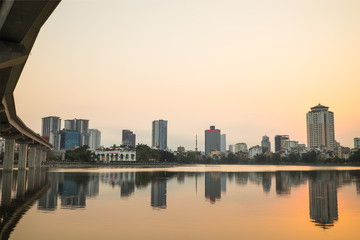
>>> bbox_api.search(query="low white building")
[249,145,262,159]
[94,149,136,162]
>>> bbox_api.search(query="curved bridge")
[0,0,60,170]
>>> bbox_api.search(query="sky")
[14,0,360,151]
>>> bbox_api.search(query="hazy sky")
[14,0,360,150]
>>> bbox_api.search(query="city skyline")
[13,0,360,151]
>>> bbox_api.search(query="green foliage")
[65,145,93,162]
[349,149,360,162]
[135,144,175,162]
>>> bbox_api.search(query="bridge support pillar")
[16,169,26,198]
[28,146,36,168]
[36,146,42,168]
[1,171,13,207]
[18,143,28,170]
[42,147,47,164]
[27,168,35,192]
[3,138,15,171]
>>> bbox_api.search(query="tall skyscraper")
[152,120,168,150]
[42,116,61,150]
[220,134,226,153]
[306,104,335,151]
[64,119,89,146]
[205,126,221,155]
[88,129,101,150]
[122,129,136,147]
[354,138,360,149]
[274,135,289,152]
[261,135,271,152]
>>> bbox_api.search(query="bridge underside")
[0,0,61,169]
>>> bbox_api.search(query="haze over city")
[14,0,360,150]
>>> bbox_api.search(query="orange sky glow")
[13,0,360,150]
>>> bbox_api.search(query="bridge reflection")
[0,169,49,240]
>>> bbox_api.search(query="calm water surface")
[1,165,360,240]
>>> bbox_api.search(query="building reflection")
[205,172,226,204]
[308,171,338,229]
[151,178,167,209]
[38,172,100,211]
[0,169,49,239]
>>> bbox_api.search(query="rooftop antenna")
[195,135,198,152]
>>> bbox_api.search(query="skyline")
[13,0,360,150]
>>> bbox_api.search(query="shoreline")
[1,161,360,170]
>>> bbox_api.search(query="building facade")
[94,149,136,162]
[64,119,90,146]
[152,120,168,150]
[88,129,101,151]
[205,126,221,155]
[354,138,360,149]
[60,130,79,150]
[249,145,262,159]
[306,104,335,151]
[275,135,289,152]
[122,129,136,147]
[234,143,248,153]
[220,134,226,153]
[42,116,61,150]
[261,135,271,152]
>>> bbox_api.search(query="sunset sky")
[14,0,360,151]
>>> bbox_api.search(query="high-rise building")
[152,120,168,150]
[64,119,89,146]
[220,134,226,153]
[261,135,271,152]
[205,126,221,155]
[60,130,79,150]
[42,116,61,150]
[234,143,247,153]
[307,104,335,151]
[88,129,101,151]
[275,135,289,152]
[122,130,136,147]
[354,138,360,149]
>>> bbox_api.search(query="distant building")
[228,145,234,153]
[249,145,262,159]
[42,116,61,150]
[122,129,136,147]
[64,119,90,146]
[307,104,335,151]
[60,130,79,150]
[220,134,226,153]
[152,120,168,150]
[94,149,136,162]
[205,126,221,155]
[88,129,101,151]
[355,138,360,149]
[275,135,289,152]
[234,143,247,153]
[261,135,271,152]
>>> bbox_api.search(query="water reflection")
[0,169,49,239]
[309,171,338,229]
[2,168,360,240]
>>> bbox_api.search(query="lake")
[1,165,360,240]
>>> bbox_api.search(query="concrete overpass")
[0,0,60,170]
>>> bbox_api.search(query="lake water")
[1,165,360,240]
